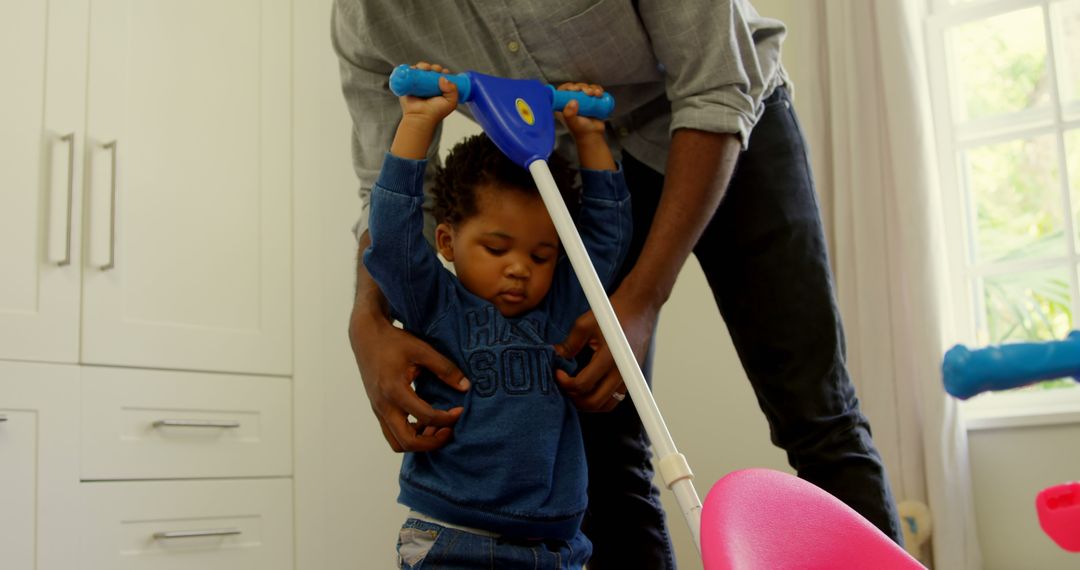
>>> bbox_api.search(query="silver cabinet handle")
[100,140,118,271]
[0,415,8,423]
[153,528,242,540]
[49,132,76,266]
[153,419,241,429]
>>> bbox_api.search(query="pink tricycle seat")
[701,468,924,570]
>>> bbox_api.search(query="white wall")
[291,1,408,567]
[968,424,1080,569]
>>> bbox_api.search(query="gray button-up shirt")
[332,0,788,242]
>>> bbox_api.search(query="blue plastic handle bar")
[389,64,473,102]
[942,331,1080,399]
[548,86,615,120]
[388,64,614,120]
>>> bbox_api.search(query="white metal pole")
[528,159,702,550]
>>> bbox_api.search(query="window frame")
[925,0,1080,428]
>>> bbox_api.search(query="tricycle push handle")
[548,86,615,120]
[388,65,614,120]
[389,64,473,101]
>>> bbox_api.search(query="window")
[926,0,1080,426]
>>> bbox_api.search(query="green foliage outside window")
[948,4,1079,391]
[951,7,1049,122]
[967,136,1062,263]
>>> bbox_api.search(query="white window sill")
[962,385,1080,431]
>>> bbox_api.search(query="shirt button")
[618,127,629,137]
[507,40,521,53]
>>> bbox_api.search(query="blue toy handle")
[389,64,473,101]
[549,86,615,120]
[942,331,1080,399]
[388,65,614,120]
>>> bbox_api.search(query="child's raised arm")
[390,62,459,160]
[556,82,616,172]
[364,63,459,332]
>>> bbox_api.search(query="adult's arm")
[555,0,783,410]
[556,129,739,411]
[334,2,466,451]
[349,232,468,452]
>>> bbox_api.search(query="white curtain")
[788,1,982,568]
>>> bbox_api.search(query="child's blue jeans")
[396,516,592,569]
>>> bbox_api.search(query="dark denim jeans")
[578,86,903,569]
[396,517,592,569]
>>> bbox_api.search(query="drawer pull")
[153,527,242,540]
[153,419,241,429]
[0,415,7,423]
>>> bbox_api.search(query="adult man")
[333,1,903,567]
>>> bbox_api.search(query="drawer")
[81,478,293,570]
[82,367,291,480]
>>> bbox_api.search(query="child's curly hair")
[432,133,579,227]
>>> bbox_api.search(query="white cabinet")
[0,361,81,570]
[0,0,87,363]
[0,0,292,376]
[1,1,304,569]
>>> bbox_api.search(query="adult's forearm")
[621,128,741,306]
[350,231,391,338]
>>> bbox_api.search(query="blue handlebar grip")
[942,331,1080,399]
[389,64,472,102]
[549,86,615,120]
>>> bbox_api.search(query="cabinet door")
[0,0,87,363]
[0,361,81,570]
[81,0,292,375]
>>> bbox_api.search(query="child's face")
[436,185,559,317]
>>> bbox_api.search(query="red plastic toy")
[1037,482,1080,552]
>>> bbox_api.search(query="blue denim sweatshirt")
[364,154,631,540]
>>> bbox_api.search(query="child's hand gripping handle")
[549,86,615,120]
[389,64,473,101]
[942,331,1080,399]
